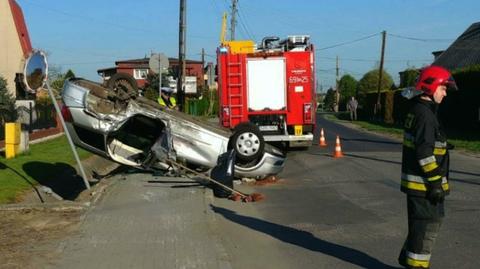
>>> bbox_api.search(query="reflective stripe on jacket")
[401,98,450,197]
[158,96,177,108]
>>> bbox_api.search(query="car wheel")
[228,122,265,163]
[107,73,138,100]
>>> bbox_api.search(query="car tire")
[228,122,265,163]
[107,73,138,100]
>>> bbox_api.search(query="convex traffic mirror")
[23,50,48,94]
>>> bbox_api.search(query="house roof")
[115,58,149,65]
[433,22,480,70]
[97,57,204,74]
[97,67,117,73]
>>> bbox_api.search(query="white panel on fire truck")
[246,58,286,111]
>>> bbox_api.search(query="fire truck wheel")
[107,73,138,101]
[229,122,265,163]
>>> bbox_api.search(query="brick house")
[97,57,205,89]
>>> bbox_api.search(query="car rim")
[235,132,260,157]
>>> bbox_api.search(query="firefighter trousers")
[398,195,444,269]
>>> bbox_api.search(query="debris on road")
[228,192,265,203]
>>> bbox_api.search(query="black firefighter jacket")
[401,98,450,197]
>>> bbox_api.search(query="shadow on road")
[449,178,480,186]
[344,153,402,166]
[147,179,204,189]
[23,161,89,200]
[450,169,480,177]
[341,137,402,145]
[210,205,401,269]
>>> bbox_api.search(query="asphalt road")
[211,114,480,269]
[44,114,479,269]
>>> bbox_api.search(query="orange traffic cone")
[333,135,344,158]
[319,128,327,147]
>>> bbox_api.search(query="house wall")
[169,61,205,88]
[101,59,205,89]
[116,63,147,88]
[0,0,32,97]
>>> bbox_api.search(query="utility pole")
[201,48,205,91]
[230,0,238,40]
[334,55,340,112]
[177,0,187,111]
[375,30,386,118]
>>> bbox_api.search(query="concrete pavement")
[48,173,231,269]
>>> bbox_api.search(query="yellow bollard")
[5,122,21,159]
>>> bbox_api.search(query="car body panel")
[61,79,285,178]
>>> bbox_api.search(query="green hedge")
[357,65,480,131]
[185,89,219,117]
[440,65,480,129]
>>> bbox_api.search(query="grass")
[325,113,480,153]
[0,135,91,204]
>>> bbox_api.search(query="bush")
[439,65,480,130]
[143,87,159,102]
[0,77,17,124]
[357,69,394,107]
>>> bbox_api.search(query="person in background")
[398,65,457,269]
[347,96,358,121]
[158,87,177,109]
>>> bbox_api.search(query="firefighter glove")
[427,180,444,204]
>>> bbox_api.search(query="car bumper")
[234,152,286,179]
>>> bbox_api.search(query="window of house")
[133,69,149,79]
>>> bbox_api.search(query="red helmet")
[415,65,457,96]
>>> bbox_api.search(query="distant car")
[61,78,286,178]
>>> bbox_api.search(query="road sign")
[149,53,169,74]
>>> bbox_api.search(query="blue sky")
[18,0,479,91]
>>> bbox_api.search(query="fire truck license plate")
[259,125,278,131]
[294,125,303,136]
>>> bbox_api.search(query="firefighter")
[398,65,457,269]
[158,87,177,109]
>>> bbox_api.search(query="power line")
[21,0,154,34]
[317,56,432,63]
[22,0,216,40]
[388,33,454,42]
[316,32,380,51]
[237,6,256,41]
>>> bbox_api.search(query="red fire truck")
[217,35,316,149]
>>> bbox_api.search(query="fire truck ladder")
[226,54,244,127]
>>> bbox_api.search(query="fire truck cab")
[217,35,316,148]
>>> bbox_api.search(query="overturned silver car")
[61,78,286,178]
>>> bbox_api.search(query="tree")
[357,69,394,104]
[399,68,419,88]
[64,70,76,80]
[338,74,358,107]
[323,88,336,112]
[143,72,170,102]
[50,69,76,92]
[0,76,17,123]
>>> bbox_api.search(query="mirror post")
[45,80,91,190]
